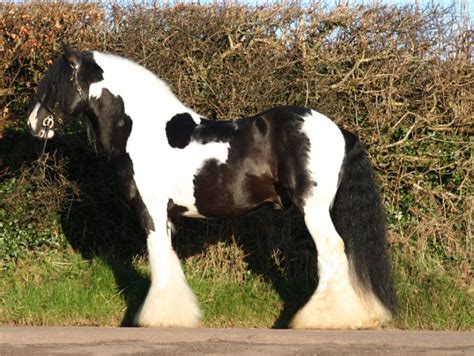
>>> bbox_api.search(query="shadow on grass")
[47,132,149,326]
[4,129,319,328]
[172,207,318,329]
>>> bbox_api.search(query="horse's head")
[27,45,103,139]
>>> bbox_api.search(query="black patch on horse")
[77,52,104,86]
[254,116,268,136]
[192,107,313,218]
[192,118,238,144]
[115,154,155,233]
[269,106,315,208]
[88,89,132,161]
[166,113,197,148]
[167,199,188,218]
[32,50,104,123]
[88,88,154,233]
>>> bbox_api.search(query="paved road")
[1,327,473,355]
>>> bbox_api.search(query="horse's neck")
[91,51,195,122]
[88,52,205,159]
[86,82,201,162]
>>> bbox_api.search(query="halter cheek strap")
[69,65,85,101]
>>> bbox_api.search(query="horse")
[27,46,397,329]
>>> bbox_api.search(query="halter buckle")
[42,116,55,129]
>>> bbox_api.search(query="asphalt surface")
[1,327,473,355]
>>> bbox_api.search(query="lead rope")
[31,125,51,179]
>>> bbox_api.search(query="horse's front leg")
[134,206,201,327]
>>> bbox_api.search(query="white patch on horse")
[89,51,198,127]
[300,110,346,285]
[27,103,40,131]
[167,141,231,218]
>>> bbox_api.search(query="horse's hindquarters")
[289,110,395,329]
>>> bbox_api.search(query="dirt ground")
[1,327,473,355]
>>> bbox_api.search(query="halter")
[34,66,85,176]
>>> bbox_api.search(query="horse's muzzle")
[27,103,55,139]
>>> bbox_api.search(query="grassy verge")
[0,246,283,328]
[392,255,473,330]
[1,242,472,329]
[1,252,125,326]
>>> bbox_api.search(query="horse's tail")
[330,128,398,317]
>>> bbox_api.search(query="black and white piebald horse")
[27,46,396,329]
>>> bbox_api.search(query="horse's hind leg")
[134,205,201,327]
[292,193,387,329]
[289,111,392,329]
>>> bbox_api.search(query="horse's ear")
[62,44,82,69]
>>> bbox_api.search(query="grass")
[0,253,125,326]
[190,275,282,328]
[1,241,472,329]
[0,157,471,329]
[392,255,473,330]
[0,246,284,328]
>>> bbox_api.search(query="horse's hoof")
[134,284,201,327]
[289,282,392,330]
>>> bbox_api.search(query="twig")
[383,124,416,149]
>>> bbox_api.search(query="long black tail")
[330,128,397,315]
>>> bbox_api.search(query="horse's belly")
[191,157,280,218]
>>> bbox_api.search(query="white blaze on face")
[27,103,41,131]
[27,103,55,139]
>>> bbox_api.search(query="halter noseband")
[40,101,64,130]
[42,116,55,129]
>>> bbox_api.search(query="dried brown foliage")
[1,3,472,285]
[0,2,105,131]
